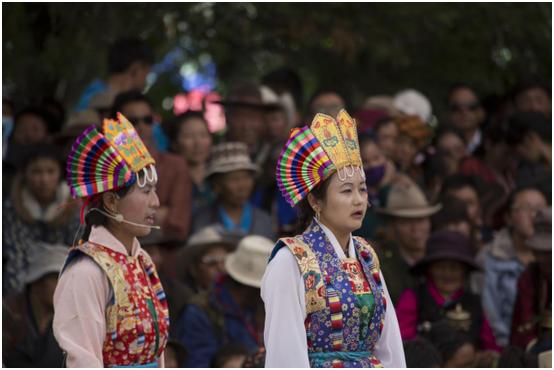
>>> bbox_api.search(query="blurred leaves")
[3,2,551,113]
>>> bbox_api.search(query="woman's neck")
[222,203,244,224]
[106,224,134,255]
[512,231,536,266]
[319,219,350,254]
[188,162,205,186]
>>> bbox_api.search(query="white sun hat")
[224,235,274,288]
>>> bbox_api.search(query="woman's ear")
[102,192,119,215]
[307,193,320,213]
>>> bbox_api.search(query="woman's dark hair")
[81,186,132,241]
[432,195,472,232]
[506,185,544,211]
[446,83,481,104]
[505,111,552,146]
[20,144,65,175]
[295,174,333,233]
[440,174,483,199]
[358,132,379,148]
[422,149,453,189]
[373,116,395,135]
[403,338,443,368]
[210,343,249,368]
[470,121,509,158]
[433,125,467,146]
[107,38,154,75]
[111,90,153,118]
[511,77,551,100]
[162,111,208,152]
[428,321,475,364]
[497,345,539,367]
[12,105,58,138]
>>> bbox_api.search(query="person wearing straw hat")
[395,230,501,366]
[3,244,68,367]
[510,207,552,350]
[177,225,242,295]
[374,177,441,304]
[176,235,273,367]
[193,142,275,240]
[262,110,405,367]
[52,113,169,367]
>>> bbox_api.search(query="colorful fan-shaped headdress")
[66,112,157,221]
[276,109,365,207]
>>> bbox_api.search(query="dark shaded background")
[3,2,551,118]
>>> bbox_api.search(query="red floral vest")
[74,242,169,366]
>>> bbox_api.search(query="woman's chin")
[134,226,152,237]
[346,220,363,233]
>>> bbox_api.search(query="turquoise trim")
[309,351,373,362]
[110,361,158,368]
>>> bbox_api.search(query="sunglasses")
[127,115,154,126]
[448,102,480,113]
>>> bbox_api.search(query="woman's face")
[24,157,62,204]
[361,140,386,169]
[314,170,368,235]
[437,132,466,162]
[12,113,49,145]
[214,170,255,207]
[376,121,398,158]
[448,186,482,226]
[175,117,213,165]
[266,110,288,142]
[507,189,547,239]
[394,135,418,169]
[112,171,160,237]
[194,245,229,290]
[428,259,467,297]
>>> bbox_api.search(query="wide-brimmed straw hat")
[225,235,274,288]
[377,179,441,218]
[411,230,479,274]
[214,82,280,111]
[527,208,551,252]
[24,243,69,285]
[205,142,260,179]
[181,225,243,257]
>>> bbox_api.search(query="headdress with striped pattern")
[66,113,157,219]
[276,109,364,207]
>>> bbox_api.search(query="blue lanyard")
[219,203,252,234]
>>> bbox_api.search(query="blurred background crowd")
[2,2,552,368]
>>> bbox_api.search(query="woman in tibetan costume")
[53,113,169,367]
[262,110,406,367]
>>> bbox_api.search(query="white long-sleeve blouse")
[261,220,406,368]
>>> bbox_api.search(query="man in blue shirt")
[73,38,154,112]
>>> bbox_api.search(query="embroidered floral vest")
[273,221,386,368]
[64,242,169,367]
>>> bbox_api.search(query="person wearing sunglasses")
[446,84,486,155]
[111,91,193,244]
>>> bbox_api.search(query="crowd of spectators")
[2,37,551,368]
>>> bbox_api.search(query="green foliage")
[3,2,551,116]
